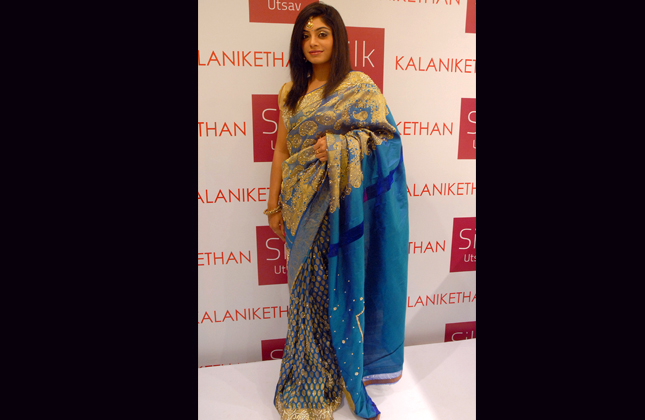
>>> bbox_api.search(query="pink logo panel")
[465,0,476,34]
[444,321,476,342]
[256,226,288,285]
[346,27,385,93]
[249,0,318,24]
[458,98,476,159]
[261,338,287,360]
[449,217,476,272]
[252,94,280,163]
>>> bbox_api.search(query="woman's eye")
[318,32,328,38]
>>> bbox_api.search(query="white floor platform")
[198,338,475,420]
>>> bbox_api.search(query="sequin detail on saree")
[274,215,344,420]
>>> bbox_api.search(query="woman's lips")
[309,51,323,56]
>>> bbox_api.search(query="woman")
[265,4,409,419]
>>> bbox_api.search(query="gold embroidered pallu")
[278,71,396,288]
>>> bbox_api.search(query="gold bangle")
[263,205,282,216]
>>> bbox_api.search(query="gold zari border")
[275,394,342,420]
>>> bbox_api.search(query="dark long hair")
[284,3,352,112]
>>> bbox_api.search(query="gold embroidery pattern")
[299,120,318,137]
[278,83,333,236]
[353,110,368,121]
[279,72,398,224]
[280,157,326,236]
[355,305,365,341]
[314,110,336,126]
[288,133,303,151]
[275,216,345,419]
[275,396,341,420]
[327,132,364,215]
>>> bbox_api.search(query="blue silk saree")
[274,71,409,420]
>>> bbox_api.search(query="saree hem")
[363,371,403,386]
[275,394,342,420]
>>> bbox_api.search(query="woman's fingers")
[314,136,327,161]
[272,227,285,242]
[269,213,286,242]
[315,151,327,162]
[314,136,326,152]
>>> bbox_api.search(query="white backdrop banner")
[198,0,476,368]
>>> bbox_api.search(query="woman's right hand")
[268,212,286,242]
[313,135,328,162]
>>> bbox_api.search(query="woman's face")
[302,16,333,66]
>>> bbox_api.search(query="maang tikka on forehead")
[305,16,314,30]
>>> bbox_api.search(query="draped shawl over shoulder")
[277,71,409,419]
